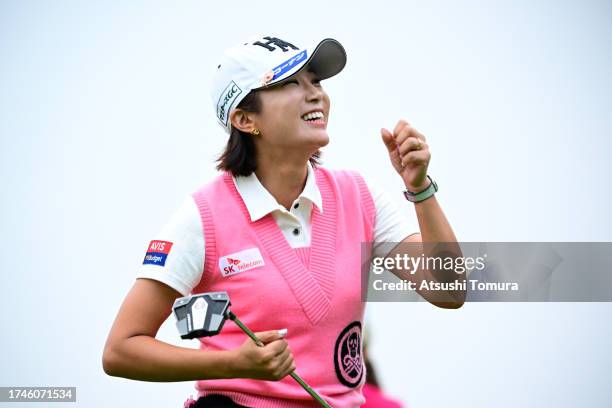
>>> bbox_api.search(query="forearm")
[412,195,457,243]
[411,195,465,307]
[381,119,464,306]
[103,335,236,382]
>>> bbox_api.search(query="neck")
[255,152,311,211]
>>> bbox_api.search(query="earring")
[251,128,260,135]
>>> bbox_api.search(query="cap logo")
[253,36,299,52]
[260,71,275,87]
[217,81,242,126]
[272,49,308,80]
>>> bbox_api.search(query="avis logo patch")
[143,240,173,267]
[334,321,364,388]
[218,248,265,277]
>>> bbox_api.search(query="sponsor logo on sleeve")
[218,247,265,277]
[143,240,173,267]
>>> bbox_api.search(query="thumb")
[380,128,396,152]
[253,329,288,344]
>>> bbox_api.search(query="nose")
[304,80,324,102]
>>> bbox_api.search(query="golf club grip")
[227,312,333,408]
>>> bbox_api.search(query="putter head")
[172,291,231,339]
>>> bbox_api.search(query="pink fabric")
[183,395,196,408]
[362,384,405,408]
[189,167,375,408]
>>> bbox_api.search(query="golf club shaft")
[227,312,333,408]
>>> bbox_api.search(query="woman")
[102,35,462,408]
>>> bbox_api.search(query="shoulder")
[161,195,202,237]
[190,172,240,216]
[191,172,231,197]
[137,195,205,296]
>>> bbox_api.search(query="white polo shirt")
[137,164,418,296]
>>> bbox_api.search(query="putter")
[172,291,332,408]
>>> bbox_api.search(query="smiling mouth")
[301,111,325,122]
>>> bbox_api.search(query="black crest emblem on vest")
[334,321,364,388]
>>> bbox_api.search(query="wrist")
[403,175,438,203]
[220,349,244,379]
[404,178,431,194]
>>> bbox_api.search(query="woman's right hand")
[231,330,296,381]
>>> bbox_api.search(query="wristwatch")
[403,175,438,203]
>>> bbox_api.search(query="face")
[252,70,331,152]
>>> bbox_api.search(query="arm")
[392,207,466,309]
[102,278,295,382]
[381,120,465,308]
[102,278,236,381]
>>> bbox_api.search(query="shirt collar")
[232,162,323,222]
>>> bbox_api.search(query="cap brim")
[306,38,347,81]
[257,38,347,89]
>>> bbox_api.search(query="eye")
[283,80,299,86]
[311,78,322,86]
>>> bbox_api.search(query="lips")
[301,111,324,121]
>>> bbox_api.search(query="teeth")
[302,111,324,121]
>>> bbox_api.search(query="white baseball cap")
[211,35,347,133]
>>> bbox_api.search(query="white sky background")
[1,0,611,407]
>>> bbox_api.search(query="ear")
[229,109,257,134]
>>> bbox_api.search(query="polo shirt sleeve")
[363,175,420,259]
[136,196,204,296]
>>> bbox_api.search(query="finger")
[266,339,288,356]
[276,346,291,363]
[412,127,427,143]
[389,148,402,170]
[393,119,409,139]
[277,353,296,378]
[398,137,426,156]
[266,347,290,372]
[254,329,287,345]
[380,128,396,152]
[400,150,430,167]
[394,122,416,145]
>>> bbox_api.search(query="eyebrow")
[305,68,320,78]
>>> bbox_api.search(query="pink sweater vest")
[190,167,375,408]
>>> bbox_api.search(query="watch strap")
[403,175,438,203]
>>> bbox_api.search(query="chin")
[317,134,330,148]
[296,130,329,152]
[312,130,330,147]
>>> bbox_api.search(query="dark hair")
[216,91,322,177]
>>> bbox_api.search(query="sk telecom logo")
[218,248,265,277]
[227,258,240,265]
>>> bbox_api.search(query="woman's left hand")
[381,119,431,191]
